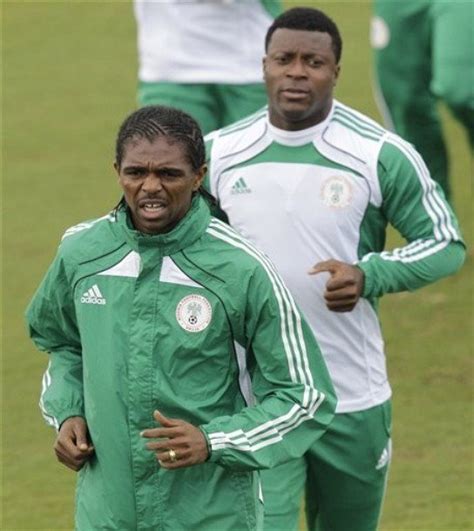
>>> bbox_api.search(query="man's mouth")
[280,88,310,100]
[138,199,167,214]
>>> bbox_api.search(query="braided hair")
[115,105,205,171]
[115,105,216,207]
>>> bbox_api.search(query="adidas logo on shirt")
[81,284,106,305]
[231,177,251,194]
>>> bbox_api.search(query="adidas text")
[81,296,106,305]
[81,284,106,305]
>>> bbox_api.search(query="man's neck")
[268,101,333,132]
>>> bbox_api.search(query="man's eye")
[159,170,181,179]
[308,59,323,67]
[125,168,145,177]
[274,56,290,65]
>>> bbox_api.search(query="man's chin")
[282,107,310,121]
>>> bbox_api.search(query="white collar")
[267,103,333,146]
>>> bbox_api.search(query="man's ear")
[262,56,267,79]
[193,164,208,191]
[114,161,120,181]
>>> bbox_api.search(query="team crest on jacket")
[176,294,212,332]
[321,175,353,208]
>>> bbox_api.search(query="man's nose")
[142,173,163,193]
[286,59,307,78]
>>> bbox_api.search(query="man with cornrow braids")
[26,105,336,530]
[205,7,465,531]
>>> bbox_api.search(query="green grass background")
[2,1,472,529]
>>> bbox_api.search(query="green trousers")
[262,401,392,531]
[138,81,267,135]
[372,0,474,200]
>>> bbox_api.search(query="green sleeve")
[26,250,84,429]
[201,264,336,470]
[358,140,466,299]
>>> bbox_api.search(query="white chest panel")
[219,162,370,268]
[217,161,391,412]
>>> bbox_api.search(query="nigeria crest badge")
[176,294,212,333]
[321,175,353,208]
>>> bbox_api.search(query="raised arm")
[142,232,336,471]
[27,251,84,428]
[358,137,465,299]
[200,236,336,470]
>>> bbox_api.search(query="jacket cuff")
[199,426,223,463]
[357,261,374,298]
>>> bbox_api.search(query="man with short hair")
[205,7,465,530]
[26,105,336,530]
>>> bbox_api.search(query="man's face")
[115,135,205,234]
[263,28,340,130]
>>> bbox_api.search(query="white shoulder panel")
[316,101,388,207]
[209,113,272,198]
[61,213,115,240]
[98,251,141,278]
[159,256,202,288]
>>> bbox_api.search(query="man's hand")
[141,410,209,469]
[54,416,94,471]
[309,259,365,312]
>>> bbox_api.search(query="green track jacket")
[27,197,336,531]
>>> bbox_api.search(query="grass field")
[2,1,472,530]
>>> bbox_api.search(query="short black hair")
[265,7,342,63]
[115,105,205,172]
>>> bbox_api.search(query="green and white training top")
[134,0,281,84]
[205,100,465,413]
